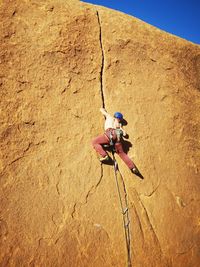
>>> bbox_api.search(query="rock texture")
[0,0,200,266]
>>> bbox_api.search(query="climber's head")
[114,112,123,121]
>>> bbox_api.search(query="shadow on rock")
[121,139,132,154]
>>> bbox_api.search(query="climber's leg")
[114,142,136,169]
[92,134,109,157]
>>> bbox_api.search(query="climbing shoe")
[99,155,109,162]
[131,167,138,174]
[131,167,144,179]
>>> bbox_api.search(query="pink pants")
[92,133,135,169]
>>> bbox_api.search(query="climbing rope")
[111,150,132,267]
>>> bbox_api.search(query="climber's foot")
[131,167,144,179]
[99,155,109,162]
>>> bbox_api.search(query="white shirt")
[104,114,121,130]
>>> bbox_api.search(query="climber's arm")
[100,108,110,117]
[121,128,127,137]
[120,124,127,137]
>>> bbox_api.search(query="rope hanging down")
[111,150,132,267]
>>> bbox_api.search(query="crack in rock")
[141,177,161,198]
[136,190,163,257]
[71,165,104,219]
[71,203,77,219]
[56,181,60,196]
[96,10,105,108]
[175,244,194,255]
[8,141,46,166]
[131,203,145,242]
[85,163,104,204]
[0,141,47,177]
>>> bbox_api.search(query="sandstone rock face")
[0,0,200,266]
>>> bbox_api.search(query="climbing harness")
[111,149,132,267]
[115,128,123,142]
[105,128,123,146]
[109,131,114,146]
[105,128,115,146]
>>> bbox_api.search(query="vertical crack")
[133,189,164,262]
[131,203,145,242]
[138,196,162,251]
[96,11,105,108]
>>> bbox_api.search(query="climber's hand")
[100,108,107,115]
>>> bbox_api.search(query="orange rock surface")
[0,0,200,266]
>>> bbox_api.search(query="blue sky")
[82,0,200,45]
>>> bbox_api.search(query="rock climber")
[92,108,141,176]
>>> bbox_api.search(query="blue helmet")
[114,112,123,120]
